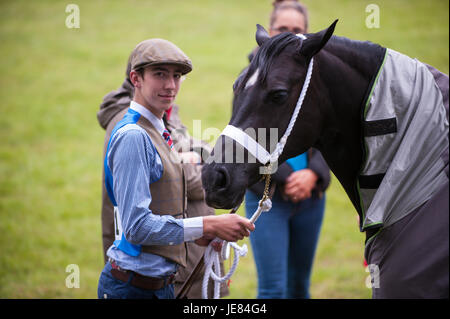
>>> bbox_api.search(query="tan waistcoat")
[137,116,188,267]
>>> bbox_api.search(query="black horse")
[202,21,449,298]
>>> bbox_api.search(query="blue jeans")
[245,190,325,298]
[97,261,175,299]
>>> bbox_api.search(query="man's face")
[132,64,183,117]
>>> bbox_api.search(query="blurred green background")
[0,0,448,298]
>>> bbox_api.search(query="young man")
[97,39,254,299]
[98,49,229,298]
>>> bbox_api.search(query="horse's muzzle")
[201,163,247,209]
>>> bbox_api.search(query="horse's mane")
[325,35,386,65]
[234,32,385,94]
[235,32,302,93]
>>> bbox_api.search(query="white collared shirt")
[130,101,166,135]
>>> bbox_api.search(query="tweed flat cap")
[129,39,192,75]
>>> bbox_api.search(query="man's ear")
[300,19,338,59]
[256,24,270,47]
[129,70,141,88]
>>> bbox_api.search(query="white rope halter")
[202,34,313,299]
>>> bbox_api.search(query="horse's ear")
[256,24,270,46]
[300,19,338,59]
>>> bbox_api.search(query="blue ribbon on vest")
[105,109,143,257]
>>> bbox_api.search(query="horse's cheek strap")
[220,125,270,165]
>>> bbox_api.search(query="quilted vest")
[138,116,187,267]
[106,108,187,267]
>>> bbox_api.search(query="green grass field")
[0,0,448,299]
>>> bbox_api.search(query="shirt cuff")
[183,217,204,242]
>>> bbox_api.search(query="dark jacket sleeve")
[97,78,133,130]
[308,148,331,194]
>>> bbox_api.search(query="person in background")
[97,38,254,299]
[244,0,331,299]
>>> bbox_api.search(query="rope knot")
[230,242,248,257]
[258,198,272,212]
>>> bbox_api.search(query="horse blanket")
[359,48,449,298]
[358,48,449,231]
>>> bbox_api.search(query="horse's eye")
[269,90,288,104]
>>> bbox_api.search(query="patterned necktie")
[162,129,173,149]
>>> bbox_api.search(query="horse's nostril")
[215,167,230,189]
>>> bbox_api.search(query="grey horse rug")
[359,48,449,298]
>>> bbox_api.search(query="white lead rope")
[202,198,272,299]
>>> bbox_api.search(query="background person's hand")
[283,169,318,203]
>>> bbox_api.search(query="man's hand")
[194,236,223,252]
[202,214,255,243]
[194,235,215,247]
[283,169,318,203]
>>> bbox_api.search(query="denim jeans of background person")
[245,190,325,298]
[97,38,254,299]
[245,152,328,298]
[243,0,330,298]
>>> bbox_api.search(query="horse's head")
[202,21,337,209]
